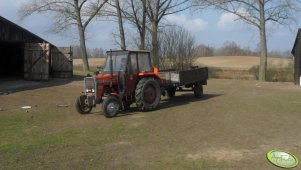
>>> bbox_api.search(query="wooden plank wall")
[293,30,301,85]
[51,47,73,78]
[0,16,44,43]
[24,43,50,81]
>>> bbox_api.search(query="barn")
[292,28,301,85]
[0,16,73,81]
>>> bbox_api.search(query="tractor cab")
[102,50,153,75]
[99,50,156,95]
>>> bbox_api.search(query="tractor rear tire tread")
[135,78,160,111]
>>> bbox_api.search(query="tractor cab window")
[130,54,138,73]
[103,53,128,73]
[138,53,151,72]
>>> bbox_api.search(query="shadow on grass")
[96,93,223,118]
[0,75,85,94]
[159,93,222,110]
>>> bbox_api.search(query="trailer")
[158,67,208,98]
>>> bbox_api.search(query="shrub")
[248,62,294,82]
[208,67,222,78]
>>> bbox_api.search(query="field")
[73,56,293,71]
[73,56,293,80]
[73,58,105,76]
[1,76,301,169]
[195,56,292,70]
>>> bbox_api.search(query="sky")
[0,0,300,53]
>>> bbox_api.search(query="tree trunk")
[116,0,126,50]
[74,0,89,72]
[151,21,159,67]
[78,23,90,72]
[258,0,267,81]
[139,32,145,50]
[139,0,146,50]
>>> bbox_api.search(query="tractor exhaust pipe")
[109,49,113,88]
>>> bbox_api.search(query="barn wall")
[294,42,301,85]
[51,47,73,78]
[292,29,301,85]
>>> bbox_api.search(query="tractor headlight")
[85,88,95,93]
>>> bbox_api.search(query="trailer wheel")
[75,95,92,114]
[194,83,203,98]
[135,78,160,111]
[102,96,120,118]
[166,87,176,98]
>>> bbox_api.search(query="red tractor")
[76,50,208,118]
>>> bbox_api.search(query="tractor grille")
[84,77,96,92]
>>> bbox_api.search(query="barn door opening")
[0,42,24,78]
[24,43,50,81]
[51,46,73,78]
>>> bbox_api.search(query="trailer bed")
[158,67,208,86]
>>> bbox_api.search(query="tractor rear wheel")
[193,83,203,98]
[75,95,92,114]
[102,96,120,118]
[135,78,160,111]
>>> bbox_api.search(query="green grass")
[1,79,301,169]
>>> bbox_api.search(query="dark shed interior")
[0,42,24,77]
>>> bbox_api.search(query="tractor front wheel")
[102,96,120,118]
[135,78,160,111]
[75,95,92,114]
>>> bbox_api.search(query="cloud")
[217,8,250,30]
[165,14,208,32]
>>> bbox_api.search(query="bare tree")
[160,27,196,70]
[145,0,192,68]
[114,0,192,63]
[122,0,147,50]
[19,0,108,72]
[196,0,299,81]
[91,47,105,58]
[115,0,126,50]
[195,44,214,57]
